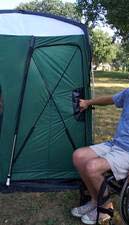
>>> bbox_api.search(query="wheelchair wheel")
[120,176,129,225]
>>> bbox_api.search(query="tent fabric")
[0,35,32,183]
[0,11,92,189]
[0,12,84,36]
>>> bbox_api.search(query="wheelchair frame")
[96,173,129,225]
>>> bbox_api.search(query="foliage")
[99,0,129,41]
[91,29,118,67]
[77,0,129,69]
[112,45,129,71]
[77,0,101,27]
[77,0,129,41]
[17,0,81,21]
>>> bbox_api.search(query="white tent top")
[0,11,85,37]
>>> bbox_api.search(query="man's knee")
[72,147,89,167]
[72,148,83,167]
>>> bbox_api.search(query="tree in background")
[77,0,129,71]
[112,45,129,72]
[17,0,81,21]
[77,0,101,27]
[99,0,129,42]
[77,0,129,42]
[91,29,118,69]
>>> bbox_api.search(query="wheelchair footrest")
[98,207,114,218]
[96,207,114,225]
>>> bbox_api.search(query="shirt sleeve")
[112,88,129,108]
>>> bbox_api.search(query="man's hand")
[79,99,90,112]
[79,96,114,112]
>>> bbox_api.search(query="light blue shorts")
[90,142,129,180]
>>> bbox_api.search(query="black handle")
[72,88,85,121]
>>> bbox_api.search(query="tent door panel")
[12,44,88,180]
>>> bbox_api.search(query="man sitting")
[71,88,129,224]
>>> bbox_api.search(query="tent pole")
[6,36,35,186]
[6,134,17,186]
[91,63,96,143]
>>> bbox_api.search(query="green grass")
[94,71,128,143]
[0,71,128,225]
[95,70,129,80]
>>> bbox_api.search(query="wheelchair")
[80,172,129,225]
[96,172,129,225]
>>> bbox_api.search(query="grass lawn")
[0,71,128,225]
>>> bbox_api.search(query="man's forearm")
[88,96,114,107]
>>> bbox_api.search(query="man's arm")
[80,96,114,112]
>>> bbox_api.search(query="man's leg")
[73,147,111,203]
[73,147,100,203]
[83,157,111,202]
[73,147,98,182]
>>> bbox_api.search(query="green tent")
[0,10,92,192]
